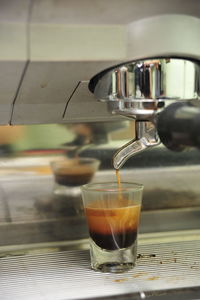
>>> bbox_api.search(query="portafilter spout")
[112,121,159,169]
[89,57,200,169]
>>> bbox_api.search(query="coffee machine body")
[0,0,199,125]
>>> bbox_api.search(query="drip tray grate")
[0,238,200,300]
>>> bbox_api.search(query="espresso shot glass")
[81,182,143,273]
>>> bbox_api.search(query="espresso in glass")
[85,199,140,251]
[82,181,143,273]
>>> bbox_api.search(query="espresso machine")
[89,58,200,168]
[0,1,200,300]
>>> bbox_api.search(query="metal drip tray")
[0,231,200,300]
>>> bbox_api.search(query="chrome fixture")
[113,121,159,169]
[89,58,200,168]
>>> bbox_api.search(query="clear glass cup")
[50,157,100,216]
[51,157,100,187]
[81,182,144,273]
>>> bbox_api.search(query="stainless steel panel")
[29,1,200,62]
[10,0,200,124]
[30,0,200,24]
[11,62,75,124]
[0,0,29,124]
[0,62,27,124]
[0,0,29,60]
[0,0,30,23]
[0,236,200,300]
[127,14,200,60]
[30,24,126,62]
[64,81,123,123]
[11,61,119,124]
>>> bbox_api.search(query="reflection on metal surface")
[0,236,200,300]
[90,58,200,119]
[0,165,200,247]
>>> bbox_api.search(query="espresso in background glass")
[51,158,100,186]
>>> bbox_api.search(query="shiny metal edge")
[0,235,200,300]
[0,229,200,258]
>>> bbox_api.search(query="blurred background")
[0,120,199,248]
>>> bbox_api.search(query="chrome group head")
[89,58,200,168]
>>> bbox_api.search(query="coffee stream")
[116,169,121,188]
[116,169,123,201]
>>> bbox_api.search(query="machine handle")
[157,102,200,151]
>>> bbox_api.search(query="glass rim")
[50,157,100,168]
[51,157,100,163]
[81,181,144,193]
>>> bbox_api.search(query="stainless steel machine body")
[0,0,199,124]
